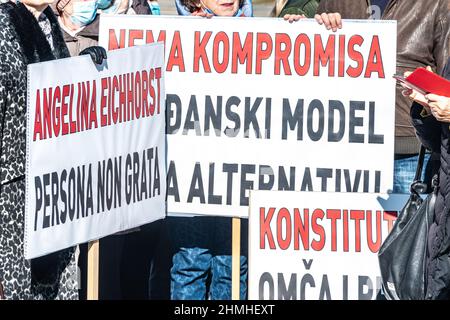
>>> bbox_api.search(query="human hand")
[427,94,450,122]
[283,14,306,23]
[192,10,213,18]
[401,66,434,109]
[402,87,430,109]
[79,46,107,65]
[404,66,433,78]
[314,12,342,31]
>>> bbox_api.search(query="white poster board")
[25,43,166,259]
[100,16,397,217]
[248,190,409,300]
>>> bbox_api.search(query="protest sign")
[248,190,408,300]
[100,16,397,217]
[25,43,166,259]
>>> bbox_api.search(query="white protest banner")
[248,190,409,300]
[100,16,397,217]
[25,43,166,259]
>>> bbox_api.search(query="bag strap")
[414,145,426,182]
[410,145,427,195]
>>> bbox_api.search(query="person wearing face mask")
[168,0,253,302]
[98,0,170,301]
[99,0,159,16]
[56,0,101,56]
[0,0,105,300]
[56,0,136,56]
[168,0,312,302]
[57,0,164,300]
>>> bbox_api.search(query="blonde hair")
[270,0,288,17]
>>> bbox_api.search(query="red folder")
[401,67,450,97]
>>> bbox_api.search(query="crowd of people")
[0,0,449,300]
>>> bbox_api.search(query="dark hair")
[181,0,245,13]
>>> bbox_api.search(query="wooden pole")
[231,217,241,300]
[87,240,99,300]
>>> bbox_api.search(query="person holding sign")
[404,59,450,299]
[168,0,316,301]
[55,0,153,57]
[168,0,255,301]
[54,0,103,56]
[55,0,161,301]
[0,0,105,299]
[313,0,450,194]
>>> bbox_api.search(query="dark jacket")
[317,0,450,155]
[0,2,77,299]
[278,0,320,18]
[411,58,450,299]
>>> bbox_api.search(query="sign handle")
[231,217,241,300]
[87,240,99,300]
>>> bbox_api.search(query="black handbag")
[378,146,437,300]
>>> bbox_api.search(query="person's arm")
[0,20,7,300]
[402,87,441,152]
[279,0,319,18]
[402,68,447,153]
[432,1,450,75]
[280,0,321,22]
[426,94,450,123]
[410,101,441,153]
[0,9,10,187]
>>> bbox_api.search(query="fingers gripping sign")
[314,12,342,32]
